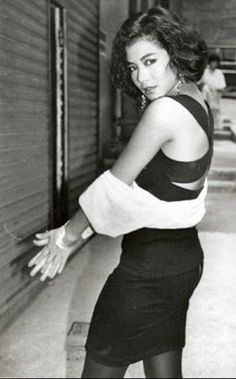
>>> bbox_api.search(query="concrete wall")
[169,0,183,16]
[178,0,236,46]
[98,0,129,160]
[100,0,129,58]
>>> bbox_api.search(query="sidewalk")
[222,98,236,123]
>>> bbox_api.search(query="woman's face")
[209,60,218,71]
[126,38,178,100]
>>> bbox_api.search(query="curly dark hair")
[111,7,209,99]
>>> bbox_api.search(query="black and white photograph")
[0,0,236,377]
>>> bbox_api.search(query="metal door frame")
[49,0,69,227]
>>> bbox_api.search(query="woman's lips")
[143,86,157,95]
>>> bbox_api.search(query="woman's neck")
[177,81,200,97]
[177,81,208,112]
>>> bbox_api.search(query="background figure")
[200,53,226,129]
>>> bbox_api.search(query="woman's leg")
[143,349,183,378]
[81,354,128,378]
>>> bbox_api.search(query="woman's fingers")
[28,251,42,267]
[30,251,49,277]
[48,257,62,279]
[40,252,60,276]
[41,249,58,272]
[28,249,46,267]
[58,257,67,275]
[40,262,53,282]
[33,238,49,247]
[41,257,54,274]
[28,246,49,267]
[35,231,49,240]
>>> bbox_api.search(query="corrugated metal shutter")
[0,0,50,326]
[67,0,99,214]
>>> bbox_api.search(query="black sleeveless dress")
[85,95,214,367]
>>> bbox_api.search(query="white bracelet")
[55,224,70,250]
[55,223,94,250]
[81,226,94,239]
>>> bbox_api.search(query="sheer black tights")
[81,349,183,378]
[143,349,183,378]
[81,355,128,378]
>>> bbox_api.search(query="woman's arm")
[79,170,207,237]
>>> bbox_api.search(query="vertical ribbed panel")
[67,0,99,214]
[0,0,99,330]
[0,0,50,325]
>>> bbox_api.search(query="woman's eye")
[145,59,156,66]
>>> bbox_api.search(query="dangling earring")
[172,73,184,96]
[141,94,147,110]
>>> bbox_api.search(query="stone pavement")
[222,98,236,125]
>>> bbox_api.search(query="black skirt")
[85,262,203,367]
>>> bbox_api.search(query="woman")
[200,53,226,129]
[29,7,213,378]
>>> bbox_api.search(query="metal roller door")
[67,0,99,215]
[0,0,50,327]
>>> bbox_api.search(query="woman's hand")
[28,226,81,282]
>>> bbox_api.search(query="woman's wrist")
[62,220,95,247]
[62,221,81,246]
[55,209,95,250]
[54,222,77,250]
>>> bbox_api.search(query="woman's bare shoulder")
[110,98,178,185]
[143,96,190,130]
